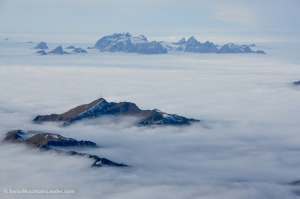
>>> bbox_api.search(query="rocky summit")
[3,130,127,167]
[33,98,199,126]
[33,41,48,49]
[48,46,69,54]
[94,33,265,54]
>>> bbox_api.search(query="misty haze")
[1,0,300,199]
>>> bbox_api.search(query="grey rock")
[36,50,47,55]
[48,46,69,54]
[293,80,300,86]
[72,47,87,53]
[34,41,48,49]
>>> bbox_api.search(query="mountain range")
[94,33,265,54]
[33,98,199,126]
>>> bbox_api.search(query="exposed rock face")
[72,47,87,53]
[3,130,24,143]
[33,98,199,126]
[25,133,96,149]
[34,41,48,49]
[3,130,96,149]
[3,130,127,167]
[48,46,68,54]
[35,50,47,55]
[94,33,167,54]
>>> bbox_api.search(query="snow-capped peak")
[130,35,148,45]
[225,43,238,49]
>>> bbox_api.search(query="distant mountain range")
[33,33,265,55]
[35,44,87,55]
[94,33,265,54]
[3,129,127,167]
[33,98,199,126]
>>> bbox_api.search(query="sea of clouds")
[1,41,300,199]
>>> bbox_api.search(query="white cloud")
[1,41,300,198]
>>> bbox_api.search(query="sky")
[0,0,300,42]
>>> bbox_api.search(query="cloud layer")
[1,41,300,198]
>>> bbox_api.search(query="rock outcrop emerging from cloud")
[48,46,69,54]
[33,98,199,126]
[293,80,300,86]
[3,130,127,167]
[33,41,48,49]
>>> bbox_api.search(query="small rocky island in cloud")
[33,98,199,126]
[3,130,127,167]
[34,41,48,49]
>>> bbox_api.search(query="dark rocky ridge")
[33,98,199,126]
[293,80,300,86]
[3,130,127,167]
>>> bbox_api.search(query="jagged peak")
[187,36,198,44]
[173,38,186,45]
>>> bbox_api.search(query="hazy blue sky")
[0,0,300,41]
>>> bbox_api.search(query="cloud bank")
[1,41,300,198]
